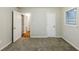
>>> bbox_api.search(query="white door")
[47,12,56,37]
[13,11,22,42]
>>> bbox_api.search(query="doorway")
[47,12,56,37]
[21,13,31,39]
[12,11,31,42]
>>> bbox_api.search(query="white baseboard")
[62,37,79,51]
[31,36,48,38]
[30,36,62,38]
[55,36,62,38]
[0,41,12,51]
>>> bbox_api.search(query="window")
[66,8,77,25]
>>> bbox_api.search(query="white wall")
[19,7,62,37]
[62,7,79,50]
[0,7,17,50]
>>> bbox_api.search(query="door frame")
[12,11,13,43]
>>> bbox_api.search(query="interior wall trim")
[62,36,79,51]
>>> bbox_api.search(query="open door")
[12,11,22,42]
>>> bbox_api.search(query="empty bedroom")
[0,7,79,51]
